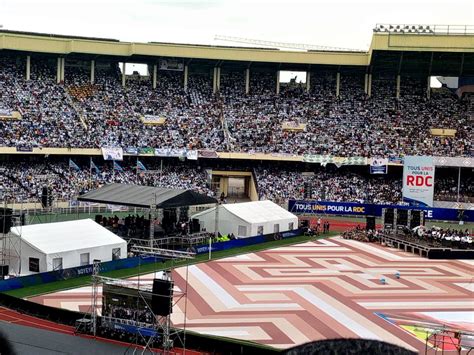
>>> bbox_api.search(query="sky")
[0,0,472,50]
[0,0,471,82]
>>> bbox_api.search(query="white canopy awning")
[11,219,125,255]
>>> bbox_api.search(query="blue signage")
[288,200,473,222]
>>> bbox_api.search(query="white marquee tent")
[193,200,298,238]
[9,219,127,276]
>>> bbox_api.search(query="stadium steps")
[64,89,88,130]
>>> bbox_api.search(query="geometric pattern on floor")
[29,237,474,352]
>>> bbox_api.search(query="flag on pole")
[136,160,147,171]
[90,160,100,174]
[69,159,80,171]
[113,161,123,172]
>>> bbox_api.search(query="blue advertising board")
[288,200,473,222]
[188,230,301,255]
[0,255,161,292]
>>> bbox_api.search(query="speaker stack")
[0,208,13,234]
[396,209,408,229]
[151,277,174,317]
[409,210,424,229]
[365,216,376,231]
[41,186,53,208]
[303,182,312,199]
[0,265,9,277]
[382,208,395,230]
[191,218,200,233]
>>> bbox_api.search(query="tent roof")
[194,200,297,224]
[10,219,126,255]
[77,183,217,208]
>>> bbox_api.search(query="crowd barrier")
[0,292,80,325]
[288,200,474,222]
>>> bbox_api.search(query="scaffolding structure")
[0,196,24,277]
[409,322,474,354]
[81,247,194,354]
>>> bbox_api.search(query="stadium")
[0,19,473,355]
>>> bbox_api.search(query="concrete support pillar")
[367,74,372,97]
[26,55,31,81]
[216,67,221,92]
[184,65,189,91]
[56,57,61,84]
[426,76,431,99]
[212,67,217,94]
[121,62,126,87]
[364,73,368,94]
[336,72,340,97]
[90,60,95,84]
[306,71,310,92]
[152,64,157,89]
[396,75,401,99]
[60,58,65,82]
[276,71,280,94]
[245,68,250,94]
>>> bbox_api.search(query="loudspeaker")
[0,265,8,277]
[152,278,173,316]
[303,182,312,199]
[179,206,189,222]
[299,219,309,228]
[0,208,13,234]
[409,210,424,229]
[191,219,200,233]
[396,209,408,227]
[366,216,376,231]
[47,187,53,207]
[383,208,394,228]
[41,186,48,207]
[95,214,103,224]
[162,209,177,233]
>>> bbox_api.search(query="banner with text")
[101,147,123,161]
[287,200,473,222]
[159,59,184,71]
[402,156,435,207]
[370,158,388,174]
[303,155,367,167]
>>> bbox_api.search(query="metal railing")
[373,24,474,35]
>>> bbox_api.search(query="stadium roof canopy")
[77,183,217,208]
[1,25,473,76]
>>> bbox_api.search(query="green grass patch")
[5,233,337,299]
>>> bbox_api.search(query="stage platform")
[29,236,474,353]
[380,233,474,259]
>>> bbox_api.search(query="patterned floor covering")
[30,237,474,352]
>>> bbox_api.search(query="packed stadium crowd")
[103,303,154,324]
[1,158,472,204]
[409,225,473,248]
[0,55,472,157]
[255,168,403,203]
[342,227,382,243]
[0,160,213,202]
